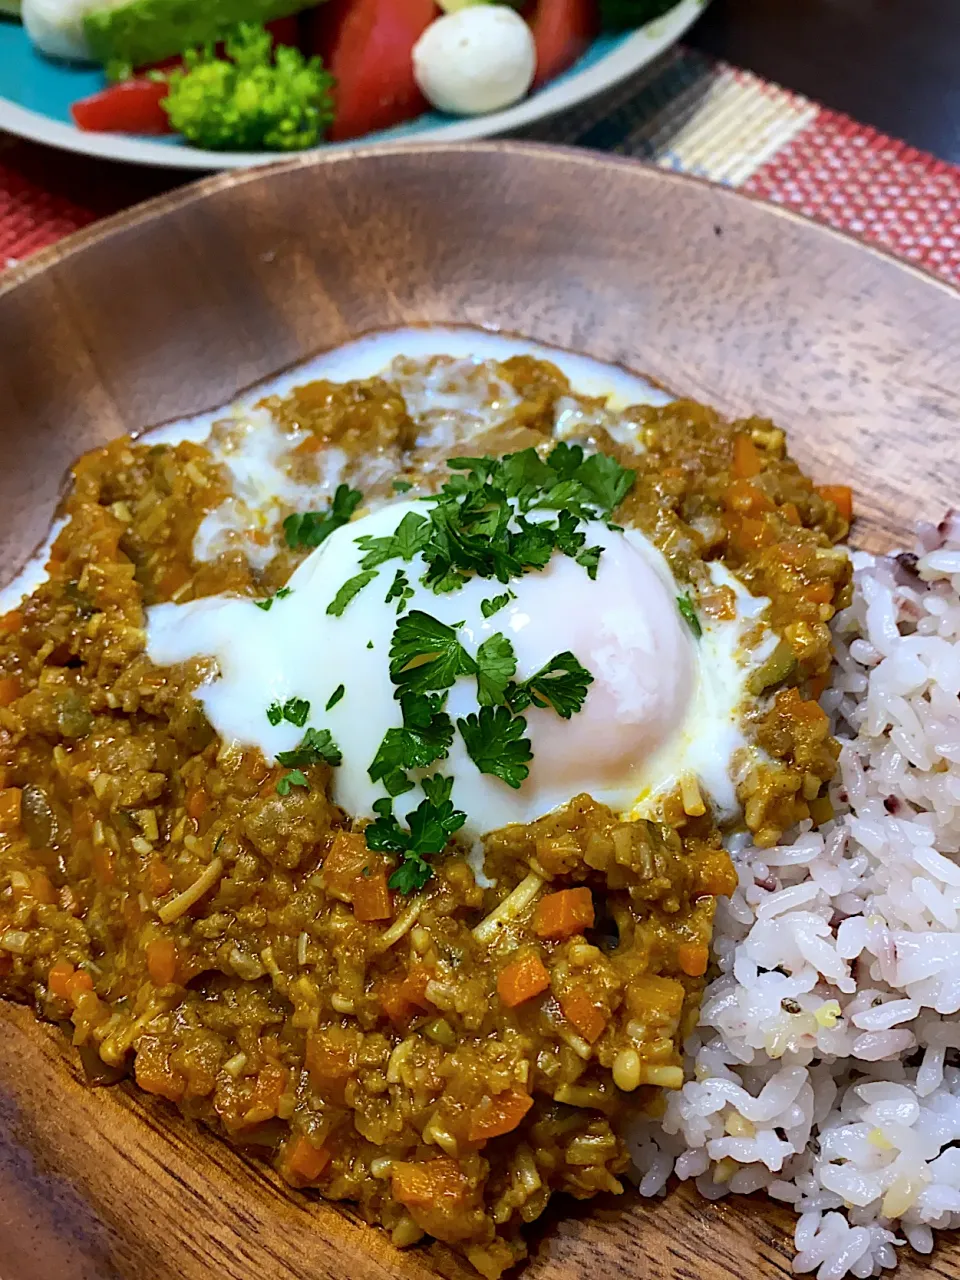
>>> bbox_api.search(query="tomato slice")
[528,0,599,90]
[71,79,172,134]
[309,0,438,142]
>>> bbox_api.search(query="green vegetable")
[599,0,678,33]
[365,776,467,894]
[325,684,345,711]
[276,726,342,768]
[389,611,477,695]
[255,585,292,612]
[276,769,309,795]
[327,570,379,617]
[480,591,514,619]
[508,651,594,720]
[285,484,363,550]
[266,696,310,727]
[475,633,517,707]
[368,692,454,798]
[85,0,313,77]
[677,593,703,639]
[457,705,533,790]
[163,24,335,154]
[384,569,414,614]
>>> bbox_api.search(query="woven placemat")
[2,46,959,285]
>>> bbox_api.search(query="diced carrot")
[66,969,94,1002]
[725,478,772,516]
[0,610,23,635]
[497,953,550,1008]
[351,867,392,922]
[146,936,178,986]
[0,787,22,831]
[808,670,830,700]
[323,831,370,898]
[30,871,55,904]
[696,849,738,899]
[391,1157,468,1209]
[92,847,115,885]
[533,886,595,940]
[294,434,323,455]
[400,964,434,1009]
[467,1089,534,1143]
[185,786,208,821]
[376,972,414,1023]
[305,1034,354,1083]
[817,484,853,523]
[147,858,173,896]
[283,1133,331,1184]
[243,1063,288,1124]
[780,502,801,526]
[677,942,709,978]
[732,433,762,479]
[0,676,20,707]
[559,985,606,1044]
[733,515,772,551]
[48,959,75,1000]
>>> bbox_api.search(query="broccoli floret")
[600,0,679,32]
[162,24,335,152]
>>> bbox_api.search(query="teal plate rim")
[0,0,706,169]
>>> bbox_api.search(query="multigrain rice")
[628,516,960,1278]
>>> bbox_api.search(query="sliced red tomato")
[309,0,438,142]
[528,0,599,90]
[71,79,172,134]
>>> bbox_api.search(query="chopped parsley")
[480,591,514,619]
[267,696,310,727]
[284,485,363,550]
[365,775,467,893]
[677,593,703,639]
[327,569,379,617]
[276,726,343,769]
[457,705,532,790]
[475,633,517,707]
[368,691,454,797]
[392,479,413,493]
[389,611,476,695]
[384,568,414,614]
[366,640,374,649]
[357,511,430,569]
[276,769,309,795]
[255,586,293,612]
[325,684,345,711]
[508,651,594,720]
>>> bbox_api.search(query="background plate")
[0,143,959,1279]
[0,0,705,168]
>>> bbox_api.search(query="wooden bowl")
[1,142,958,1280]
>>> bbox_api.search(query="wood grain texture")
[0,143,958,1280]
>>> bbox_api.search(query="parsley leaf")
[327,569,378,616]
[254,586,292,612]
[266,702,283,726]
[276,726,342,768]
[368,692,454,797]
[475,633,517,707]
[364,776,466,894]
[576,545,603,581]
[282,696,310,728]
[393,479,413,494]
[509,651,594,720]
[276,769,309,795]
[357,511,429,570]
[389,610,477,694]
[385,568,414,614]
[677,593,702,639]
[284,485,363,550]
[457,706,532,789]
[480,591,514,619]
[325,684,345,711]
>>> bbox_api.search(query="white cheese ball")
[22,0,95,61]
[413,7,536,117]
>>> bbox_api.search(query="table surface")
[687,0,960,167]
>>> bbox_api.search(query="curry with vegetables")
[0,355,850,1276]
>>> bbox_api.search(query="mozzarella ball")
[21,0,97,61]
[413,7,536,117]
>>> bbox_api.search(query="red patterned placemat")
[2,48,959,286]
